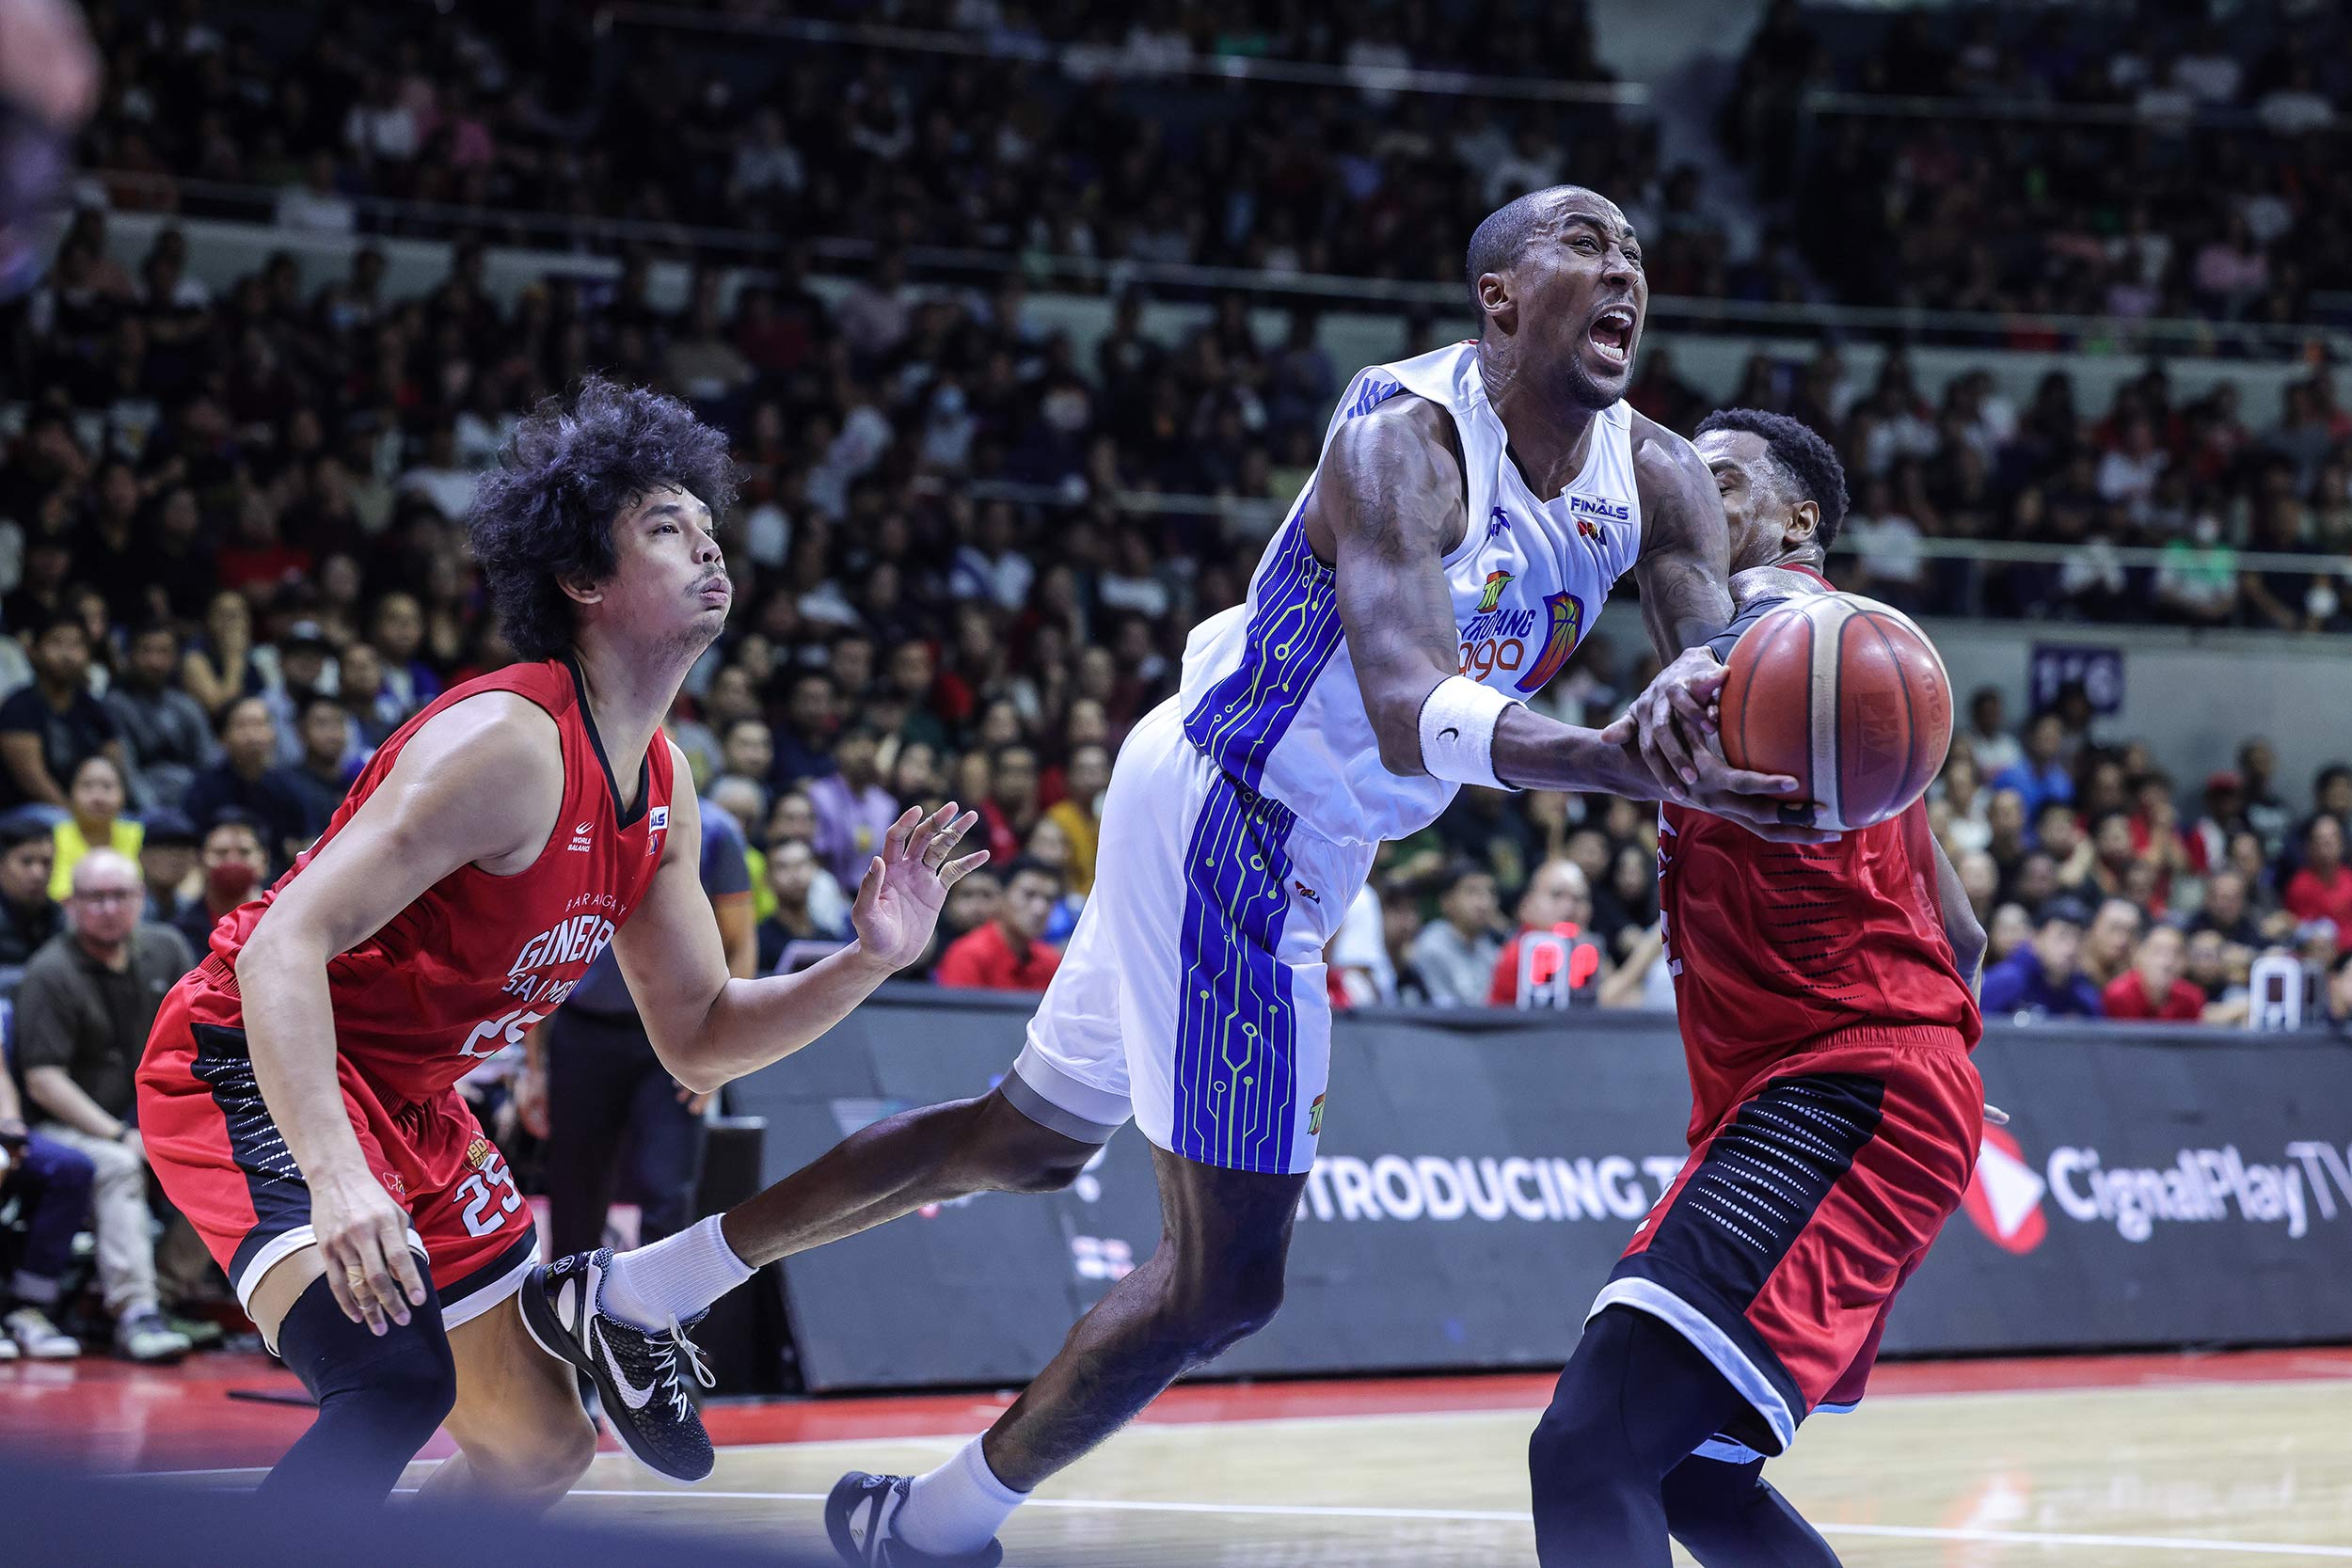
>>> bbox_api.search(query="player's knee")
[469,1411,597,1498]
[1661,1455,1760,1533]
[282,1286,458,1453]
[363,1335,461,1448]
[1529,1348,1637,1488]
[1528,1398,1609,1488]
[1163,1257,1287,1358]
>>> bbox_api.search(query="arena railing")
[84,170,2347,360]
[594,3,1651,108]
[1800,87,2347,132]
[945,474,2352,624]
[955,474,2350,574]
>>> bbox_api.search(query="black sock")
[259,1273,457,1503]
[1528,1307,1761,1568]
[1663,1455,1841,1567]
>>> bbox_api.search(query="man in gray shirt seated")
[14,850,194,1361]
[1408,861,1508,1007]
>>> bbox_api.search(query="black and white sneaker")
[517,1248,716,1482]
[826,1473,1004,1567]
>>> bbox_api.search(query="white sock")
[595,1214,753,1331]
[895,1436,1027,1556]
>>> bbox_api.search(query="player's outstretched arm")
[611,763,983,1092]
[1308,398,1819,841]
[236,692,567,1333]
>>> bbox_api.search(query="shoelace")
[653,1316,717,1421]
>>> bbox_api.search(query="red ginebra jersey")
[177,656,675,1105]
[1658,796,1981,1143]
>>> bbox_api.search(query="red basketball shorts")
[1588,1025,1982,1459]
[137,985,538,1339]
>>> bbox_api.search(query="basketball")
[1717,593,1953,832]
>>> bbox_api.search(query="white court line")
[551,1489,2352,1559]
[132,1366,2352,1479]
[145,1476,2352,1558]
[142,1364,2352,1475]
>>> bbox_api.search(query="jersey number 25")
[455,1151,523,1237]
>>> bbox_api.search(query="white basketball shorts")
[1001,700,1375,1176]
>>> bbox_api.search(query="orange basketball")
[1716,593,1953,831]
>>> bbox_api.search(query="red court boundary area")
[6,1345,2348,1476]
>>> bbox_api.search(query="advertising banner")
[726,993,2352,1392]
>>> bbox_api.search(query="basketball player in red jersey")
[1530,408,1988,1566]
[136,378,985,1502]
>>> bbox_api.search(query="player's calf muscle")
[721,1091,1093,1265]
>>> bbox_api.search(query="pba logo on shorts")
[1963,1124,2048,1255]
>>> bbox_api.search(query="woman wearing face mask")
[170,811,273,955]
[49,753,142,901]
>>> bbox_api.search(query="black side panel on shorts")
[190,1022,319,1284]
[1645,1072,1887,1310]
[436,1228,536,1316]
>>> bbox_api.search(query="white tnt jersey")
[1177,341,1644,847]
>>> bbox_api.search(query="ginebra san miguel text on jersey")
[179,655,675,1104]
[1178,341,1644,846]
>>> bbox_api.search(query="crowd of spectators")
[50,0,2352,337]
[6,3,2352,1360]
[1327,679,2352,1036]
[7,208,2352,1036]
[1629,346,2352,627]
[66,0,1739,303]
[1725,0,2352,328]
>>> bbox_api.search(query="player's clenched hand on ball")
[1599,699,1833,847]
[850,802,990,971]
[1627,646,1727,793]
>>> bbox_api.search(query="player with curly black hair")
[466,375,740,662]
[137,376,990,1505]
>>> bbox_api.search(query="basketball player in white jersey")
[553,187,1820,1566]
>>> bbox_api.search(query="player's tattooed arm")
[1308,398,1819,839]
[1304,394,1471,776]
[1306,395,1661,788]
[1928,832,1988,993]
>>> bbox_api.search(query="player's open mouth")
[1588,305,1635,368]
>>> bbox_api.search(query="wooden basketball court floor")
[9,1347,2351,1564]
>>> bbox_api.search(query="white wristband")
[1416,675,1515,790]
